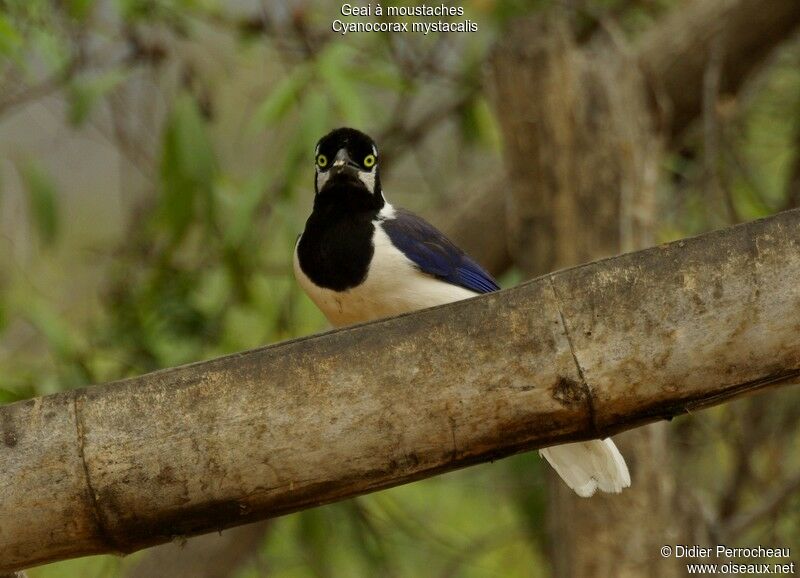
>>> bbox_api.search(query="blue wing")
[380,208,500,294]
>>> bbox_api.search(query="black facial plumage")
[313,127,382,201]
[298,128,383,291]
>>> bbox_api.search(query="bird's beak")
[329,148,360,178]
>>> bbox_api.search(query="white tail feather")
[539,438,631,497]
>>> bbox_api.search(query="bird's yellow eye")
[363,154,376,168]
[316,154,328,168]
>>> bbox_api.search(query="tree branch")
[2,209,800,572]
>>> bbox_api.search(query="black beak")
[329,148,360,179]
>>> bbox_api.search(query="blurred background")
[1,0,799,576]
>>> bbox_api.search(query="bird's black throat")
[297,179,384,291]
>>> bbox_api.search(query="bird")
[293,127,631,497]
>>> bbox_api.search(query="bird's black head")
[314,128,383,208]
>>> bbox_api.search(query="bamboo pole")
[2,209,800,572]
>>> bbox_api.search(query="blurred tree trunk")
[487,1,800,572]
[638,0,800,141]
[464,0,800,276]
[489,17,682,577]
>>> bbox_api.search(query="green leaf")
[297,508,334,574]
[342,500,392,573]
[0,298,7,334]
[159,93,217,239]
[191,266,230,318]
[32,27,71,71]
[505,453,549,548]
[66,0,96,20]
[254,66,312,127]
[355,63,408,92]
[279,92,330,193]
[300,92,331,150]
[20,161,60,247]
[459,97,501,148]
[67,69,127,126]
[117,0,170,22]
[221,173,266,248]
[0,385,37,404]
[0,14,22,56]
[318,45,366,126]
[22,297,80,361]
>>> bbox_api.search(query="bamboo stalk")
[2,209,800,573]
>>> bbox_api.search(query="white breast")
[293,215,478,328]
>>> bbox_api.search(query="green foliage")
[255,65,313,127]
[19,160,60,247]
[159,92,218,240]
[116,0,200,23]
[0,384,35,403]
[215,174,265,247]
[0,298,6,334]
[254,468,545,578]
[67,68,127,126]
[65,0,96,21]
[661,41,800,238]
[505,454,549,550]
[23,297,82,362]
[458,96,501,148]
[0,13,22,56]
[316,44,368,127]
